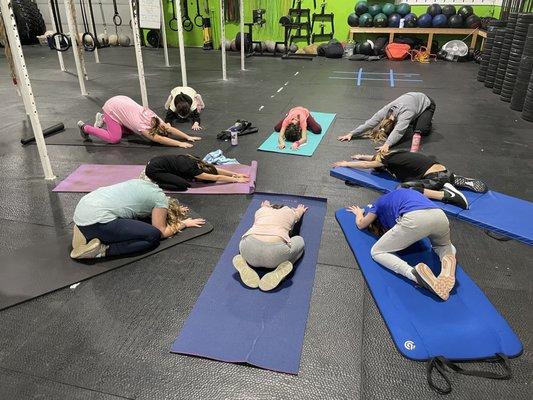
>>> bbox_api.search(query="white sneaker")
[94,112,104,128]
[77,120,90,141]
[259,261,293,292]
[70,238,108,259]
[233,255,260,288]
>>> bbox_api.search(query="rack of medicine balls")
[347,2,482,31]
[477,12,533,122]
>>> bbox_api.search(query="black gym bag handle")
[427,353,512,395]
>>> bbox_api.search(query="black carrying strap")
[427,353,512,395]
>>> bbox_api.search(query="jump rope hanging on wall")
[48,0,71,51]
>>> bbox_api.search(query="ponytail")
[147,117,168,137]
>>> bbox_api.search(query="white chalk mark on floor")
[258,105,264,111]
[284,81,289,86]
[70,283,81,289]
[277,87,284,93]
[270,95,275,98]
[294,71,299,76]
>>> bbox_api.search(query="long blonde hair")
[147,117,169,137]
[363,118,395,143]
[166,197,188,226]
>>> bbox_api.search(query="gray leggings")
[371,209,455,280]
[239,235,305,269]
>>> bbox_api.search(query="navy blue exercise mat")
[336,208,522,392]
[330,167,533,245]
[171,193,327,374]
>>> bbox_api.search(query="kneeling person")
[275,106,322,150]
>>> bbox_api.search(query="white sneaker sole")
[439,254,457,293]
[259,261,293,292]
[70,238,102,259]
[232,255,260,288]
[416,263,450,301]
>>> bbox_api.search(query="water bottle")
[231,129,238,146]
[410,132,421,152]
[399,18,405,29]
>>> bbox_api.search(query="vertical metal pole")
[47,0,66,71]
[239,0,244,70]
[98,1,107,35]
[87,0,100,63]
[0,0,55,179]
[64,0,88,94]
[219,0,226,80]
[129,0,149,106]
[160,0,170,67]
[174,0,188,85]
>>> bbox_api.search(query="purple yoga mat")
[52,162,258,194]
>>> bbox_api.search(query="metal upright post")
[129,0,149,106]
[160,0,170,67]
[64,0,88,94]
[174,0,188,85]
[87,0,100,63]
[219,0,227,80]
[239,0,244,71]
[0,0,55,179]
[46,0,66,71]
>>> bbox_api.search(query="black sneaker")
[452,175,488,193]
[442,183,468,209]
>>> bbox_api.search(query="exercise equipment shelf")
[349,27,484,49]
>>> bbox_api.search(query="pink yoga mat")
[53,162,258,194]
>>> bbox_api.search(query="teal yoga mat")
[258,112,336,156]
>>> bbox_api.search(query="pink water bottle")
[410,132,421,152]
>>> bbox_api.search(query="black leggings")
[412,97,436,136]
[145,163,191,192]
[401,170,453,191]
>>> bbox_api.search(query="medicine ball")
[448,14,463,28]
[373,13,388,27]
[417,13,433,28]
[235,32,252,52]
[97,33,109,46]
[147,30,160,47]
[396,3,411,16]
[289,44,298,53]
[404,13,418,28]
[348,12,359,27]
[355,1,368,16]
[359,40,374,55]
[276,43,286,53]
[368,4,382,17]
[432,14,448,28]
[264,40,276,53]
[388,13,401,28]
[108,34,118,46]
[382,3,396,16]
[465,14,481,29]
[427,3,442,17]
[457,5,473,19]
[118,34,130,47]
[359,13,373,27]
[442,4,456,17]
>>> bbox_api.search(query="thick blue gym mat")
[330,167,533,245]
[171,193,327,374]
[335,208,522,361]
[258,112,336,156]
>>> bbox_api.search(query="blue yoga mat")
[335,208,522,361]
[171,193,327,374]
[258,112,336,156]
[330,167,533,245]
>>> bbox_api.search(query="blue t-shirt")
[367,188,437,230]
[74,179,168,226]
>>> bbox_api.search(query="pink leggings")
[82,113,132,144]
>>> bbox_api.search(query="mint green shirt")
[73,179,168,226]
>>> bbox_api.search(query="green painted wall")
[162,1,501,48]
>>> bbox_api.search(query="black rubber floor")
[0,46,531,400]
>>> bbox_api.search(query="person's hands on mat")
[291,142,300,150]
[347,205,364,217]
[192,122,202,131]
[294,204,308,218]
[183,218,206,228]
[376,143,389,153]
[351,154,372,160]
[187,135,202,142]
[232,175,249,183]
[233,173,249,179]
[261,200,272,208]
[178,142,194,148]
[338,133,352,142]
[332,160,350,168]
[278,142,286,149]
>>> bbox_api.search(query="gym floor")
[0,46,531,400]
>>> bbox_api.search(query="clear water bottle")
[231,129,238,146]
[399,18,405,29]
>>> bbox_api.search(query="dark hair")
[367,219,385,237]
[284,123,302,142]
[186,155,218,177]
[174,94,192,118]
[271,204,286,209]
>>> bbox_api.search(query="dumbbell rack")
[311,1,334,42]
[288,0,311,46]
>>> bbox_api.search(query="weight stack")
[484,27,506,88]
[477,21,505,82]
[522,71,533,122]
[501,14,533,102]
[493,13,518,95]
[510,24,533,111]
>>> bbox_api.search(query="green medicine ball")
[359,12,374,27]
[373,13,388,27]
[368,4,382,17]
[382,3,396,16]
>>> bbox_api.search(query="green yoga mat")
[258,112,336,156]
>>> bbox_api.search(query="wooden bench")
[349,27,483,50]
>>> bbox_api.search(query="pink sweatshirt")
[103,95,161,134]
[243,206,298,244]
[281,106,310,131]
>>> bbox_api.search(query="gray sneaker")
[70,238,108,259]
[77,120,91,141]
[259,261,293,292]
[233,255,260,288]
[94,112,104,128]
